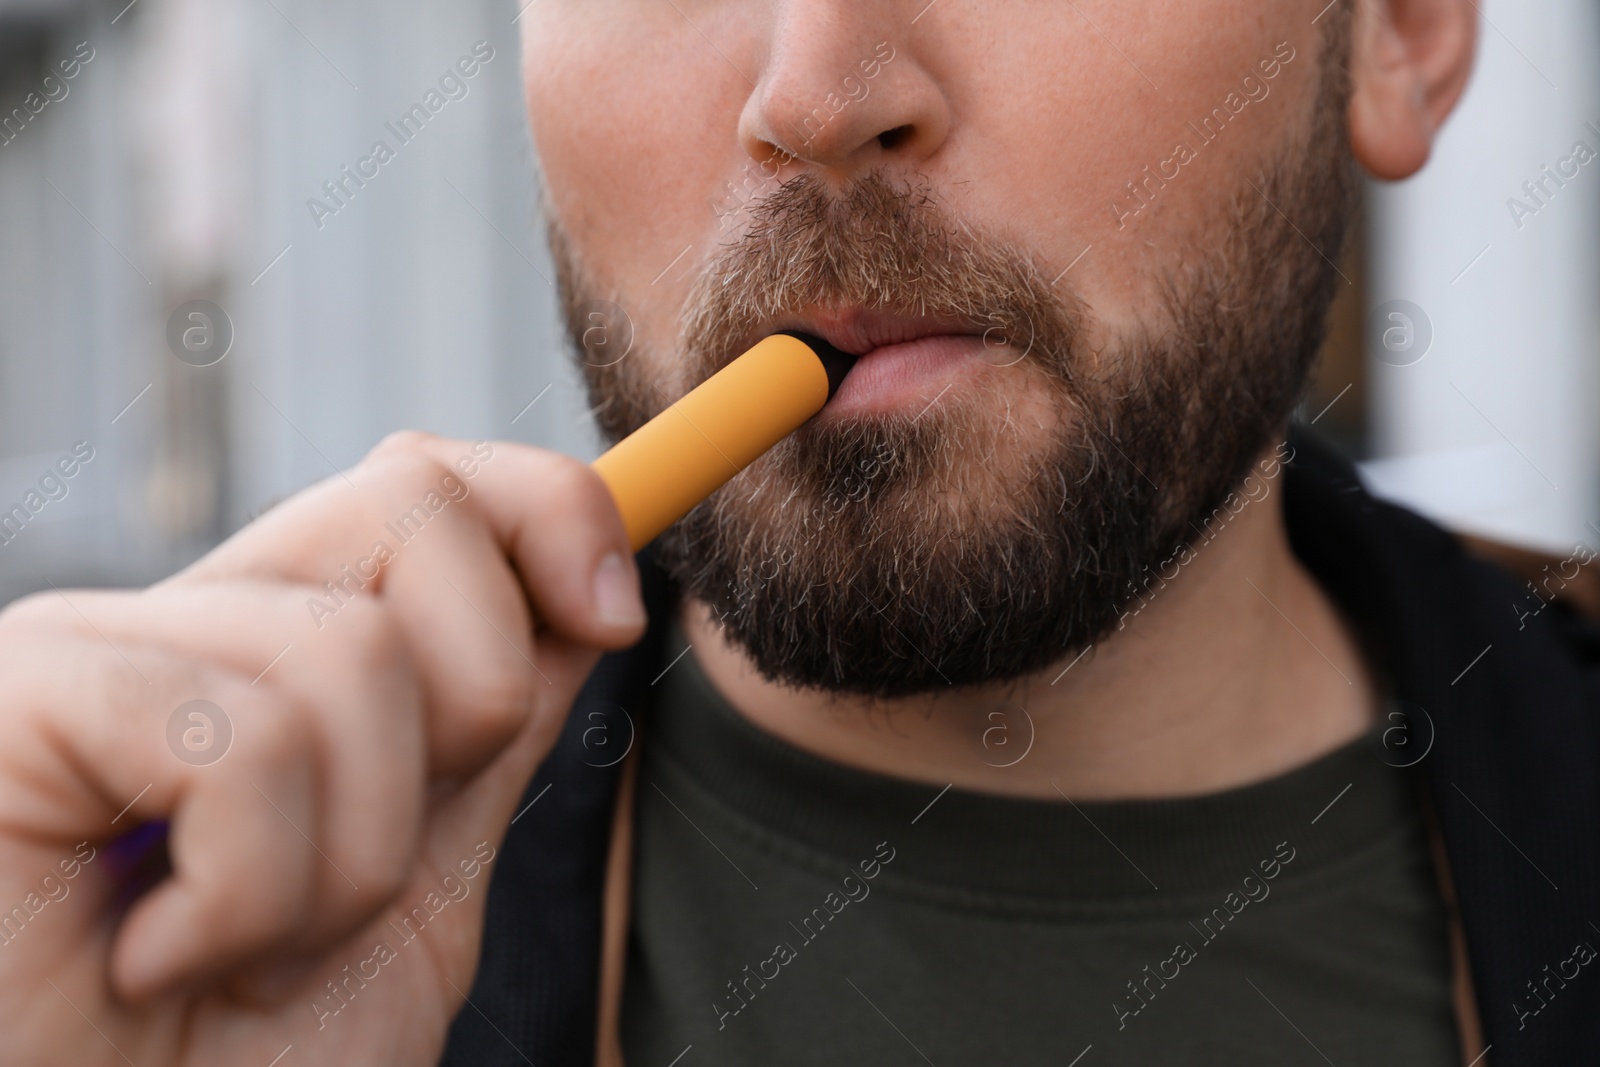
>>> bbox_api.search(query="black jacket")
[439,429,1600,1066]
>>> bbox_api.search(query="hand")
[0,432,647,1066]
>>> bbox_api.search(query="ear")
[1347,0,1478,179]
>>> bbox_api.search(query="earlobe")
[1348,63,1432,179]
[1346,0,1477,181]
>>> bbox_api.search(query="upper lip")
[738,307,984,359]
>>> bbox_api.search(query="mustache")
[677,169,1088,391]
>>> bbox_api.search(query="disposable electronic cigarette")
[591,331,855,551]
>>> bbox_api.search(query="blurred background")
[0,0,1596,607]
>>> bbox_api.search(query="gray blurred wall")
[0,0,596,605]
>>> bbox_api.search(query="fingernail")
[593,551,646,628]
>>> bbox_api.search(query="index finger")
[176,433,647,651]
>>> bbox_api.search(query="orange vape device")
[591,331,854,551]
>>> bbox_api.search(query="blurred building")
[0,0,591,605]
[0,0,1596,607]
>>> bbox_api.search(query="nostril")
[877,124,914,151]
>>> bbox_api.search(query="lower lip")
[818,334,990,420]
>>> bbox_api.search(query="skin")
[523,0,1475,798]
[0,0,1475,1063]
[0,437,650,1063]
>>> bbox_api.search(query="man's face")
[521,2,1355,698]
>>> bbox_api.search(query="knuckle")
[327,863,395,920]
[452,658,539,738]
[366,429,440,464]
[536,451,612,520]
[361,453,460,523]
[367,449,449,497]
[347,848,411,914]
[359,433,456,490]
[244,690,309,772]
[324,595,408,675]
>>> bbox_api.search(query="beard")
[547,20,1356,700]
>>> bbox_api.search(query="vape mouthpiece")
[772,330,855,400]
[591,331,856,551]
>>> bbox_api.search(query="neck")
[679,457,1379,800]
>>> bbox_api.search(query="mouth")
[728,307,994,420]
[739,307,985,360]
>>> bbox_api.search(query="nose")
[737,13,952,174]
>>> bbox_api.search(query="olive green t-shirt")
[620,622,1462,1065]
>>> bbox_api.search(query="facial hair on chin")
[549,11,1356,700]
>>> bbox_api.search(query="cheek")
[951,3,1317,315]
[524,6,759,352]
[524,14,683,244]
